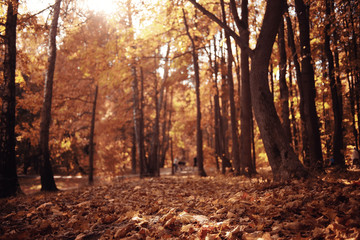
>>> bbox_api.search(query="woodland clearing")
[1,170,360,239]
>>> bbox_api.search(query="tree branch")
[187,0,254,57]
[229,0,247,33]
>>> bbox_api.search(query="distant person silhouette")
[351,147,360,168]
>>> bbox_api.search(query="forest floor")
[1,168,360,240]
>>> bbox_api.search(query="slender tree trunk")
[133,66,146,177]
[0,0,22,198]
[149,53,160,177]
[183,9,207,177]
[39,0,62,191]
[295,0,323,171]
[209,39,221,171]
[230,0,254,175]
[159,44,171,168]
[220,0,240,175]
[269,63,274,99]
[348,69,358,149]
[220,56,230,170]
[88,85,98,185]
[289,67,299,152]
[278,18,291,142]
[160,90,168,168]
[139,67,146,174]
[324,0,344,166]
[251,112,256,170]
[131,124,137,174]
[285,12,309,164]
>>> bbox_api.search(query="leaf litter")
[1,172,360,239]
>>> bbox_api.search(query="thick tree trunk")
[0,0,22,198]
[88,85,98,185]
[39,0,62,191]
[183,9,207,177]
[189,0,308,180]
[249,0,307,180]
[295,0,323,170]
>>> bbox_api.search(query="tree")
[220,0,240,175]
[294,0,323,171]
[0,0,22,198]
[38,0,62,191]
[324,0,344,167]
[188,0,308,180]
[230,0,255,175]
[183,9,207,177]
[88,85,98,184]
[278,18,291,142]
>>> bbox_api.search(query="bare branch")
[187,0,254,57]
[229,0,248,32]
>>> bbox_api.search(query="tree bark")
[324,0,344,166]
[188,0,308,180]
[210,38,224,173]
[0,0,22,198]
[183,9,207,177]
[39,0,62,191]
[278,18,291,142]
[285,12,309,164]
[88,85,98,185]
[132,66,146,177]
[149,53,160,177]
[131,124,137,174]
[230,0,254,175]
[294,0,323,170]
[220,0,241,175]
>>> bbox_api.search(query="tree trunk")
[324,0,344,167]
[209,38,221,172]
[39,0,62,191]
[220,56,231,170]
[250,0,307,180]
[183,9,207,177]
[0,0,22,198]
[131,124,137,174]
[132,66,146,177]
[88,85,98,185]
[149,53,160,177]
[230,0,254,175]
[294,0,323,171]
[159,44,171,168]
[189,0,308,180]
[289,67,299,152]
[278,18,291,142]
[220,0,240,175]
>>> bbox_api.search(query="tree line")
[0,0,359,197]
